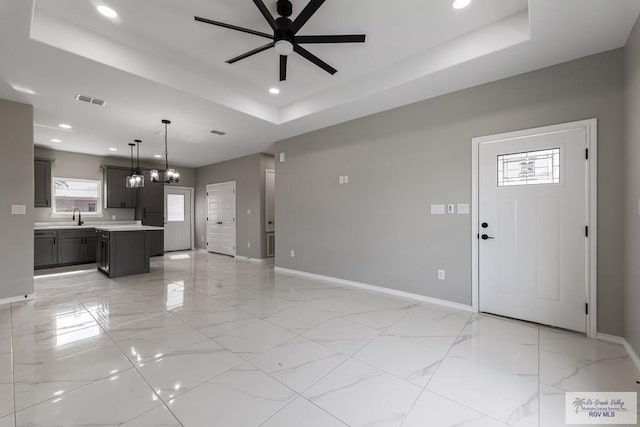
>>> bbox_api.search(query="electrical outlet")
[201,236,204,242]
[438,269,446,280]
[290,250,295,258]
[247,242,251,248]
[344,175,349,184]
[447,204,455,214]
[111,215,116,220]
[247,209,251,215]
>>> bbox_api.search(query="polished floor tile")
[14,370,160,426]
[167,363,296,427]
[304,358,422,426]
[261,397,347,427]
[5,251,639,426]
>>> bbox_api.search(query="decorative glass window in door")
[497,148,560,187]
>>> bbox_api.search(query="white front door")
[266,169,275,232]
[164,187,192,252]
[478,124,590,333]
[206,181,236,256]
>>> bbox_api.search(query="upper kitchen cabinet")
[104,167,136,209]
[140,170,164,214]
[34,159,51,207]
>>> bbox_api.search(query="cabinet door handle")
[53,238,56,245]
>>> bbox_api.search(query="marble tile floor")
[0,250,636,426]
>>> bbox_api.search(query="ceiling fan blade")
[290,0,326,34]
[252,0,277,31]
[293,44,337,75]
[280,55,287,81]
[226,42,275,64]
[194,16,273,39]
[295,34,366,44]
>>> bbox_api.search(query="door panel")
[479,127,587,333]
[206,182,236,256]
[164,188,192,252]
[266,169,275,232]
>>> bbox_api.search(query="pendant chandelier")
[151,119,179,184]
[126,139,145,188]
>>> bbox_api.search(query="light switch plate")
[430,204,445,215]
[339,176,344,184]
[438,269,446,280]
[11,205,26,215]
[290,250,295,258]
[247,209,251,215]
[457,203,470,215]
[247,242,251,248]
[344,176,349,184]
[279,152,286,163]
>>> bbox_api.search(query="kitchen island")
[95,225,163,278]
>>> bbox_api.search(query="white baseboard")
[235,256,272,265]
[597,333,640,374]
[274,266,473,312]
[0,293,34,305]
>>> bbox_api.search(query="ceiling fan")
[194,0,366,81]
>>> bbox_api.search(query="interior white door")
[266,169,275,232]
[164,187,192,252]
[206,182,236,256]
[478,126,588,332]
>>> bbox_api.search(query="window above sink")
[51,177,103,217]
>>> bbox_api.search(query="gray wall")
[33,147,194,223]
[275,49,625,336]
[0,99,34,299]
[195,153,274,259]
[624,19,640,355]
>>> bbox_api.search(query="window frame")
[51,177,104,218]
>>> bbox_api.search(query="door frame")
[471,119,598,337]
[206,180,237,256]
[164,186,195,250]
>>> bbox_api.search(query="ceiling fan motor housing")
[277,0,293,18]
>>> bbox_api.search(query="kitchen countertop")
[35,222,163,231]
[95,225,163,232]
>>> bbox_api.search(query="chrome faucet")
[72,208,84,226]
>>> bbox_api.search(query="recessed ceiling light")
[269,87,280,95]
[58,123,72,129]
[108,147,118,152]
[9,84,36,95]
[51,138,61,143]
[154,154,162,158]
[452,0,472,9]
[96,5,118,18]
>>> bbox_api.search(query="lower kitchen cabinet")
[34,231,57,268]
[57,229,97,265]
[34,229,96,269]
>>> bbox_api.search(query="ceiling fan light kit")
[195,0,366,82]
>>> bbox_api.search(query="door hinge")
[585,226,589,237]
[585,303,589,315]
[585,148,589,160]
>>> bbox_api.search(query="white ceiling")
[0,0,638,167]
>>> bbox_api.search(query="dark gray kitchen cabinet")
[138,171,164,256]
[57,229,97,265]
[147,228,164,257]
[105,168,136,209]
[34,159,51,208]
[97,230,150,278]
[34,231,57,268]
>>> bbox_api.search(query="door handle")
[268,221,273,224]
[481,234,495,240]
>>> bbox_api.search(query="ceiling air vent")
[210,130,226,136]
[75,94,106,106]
